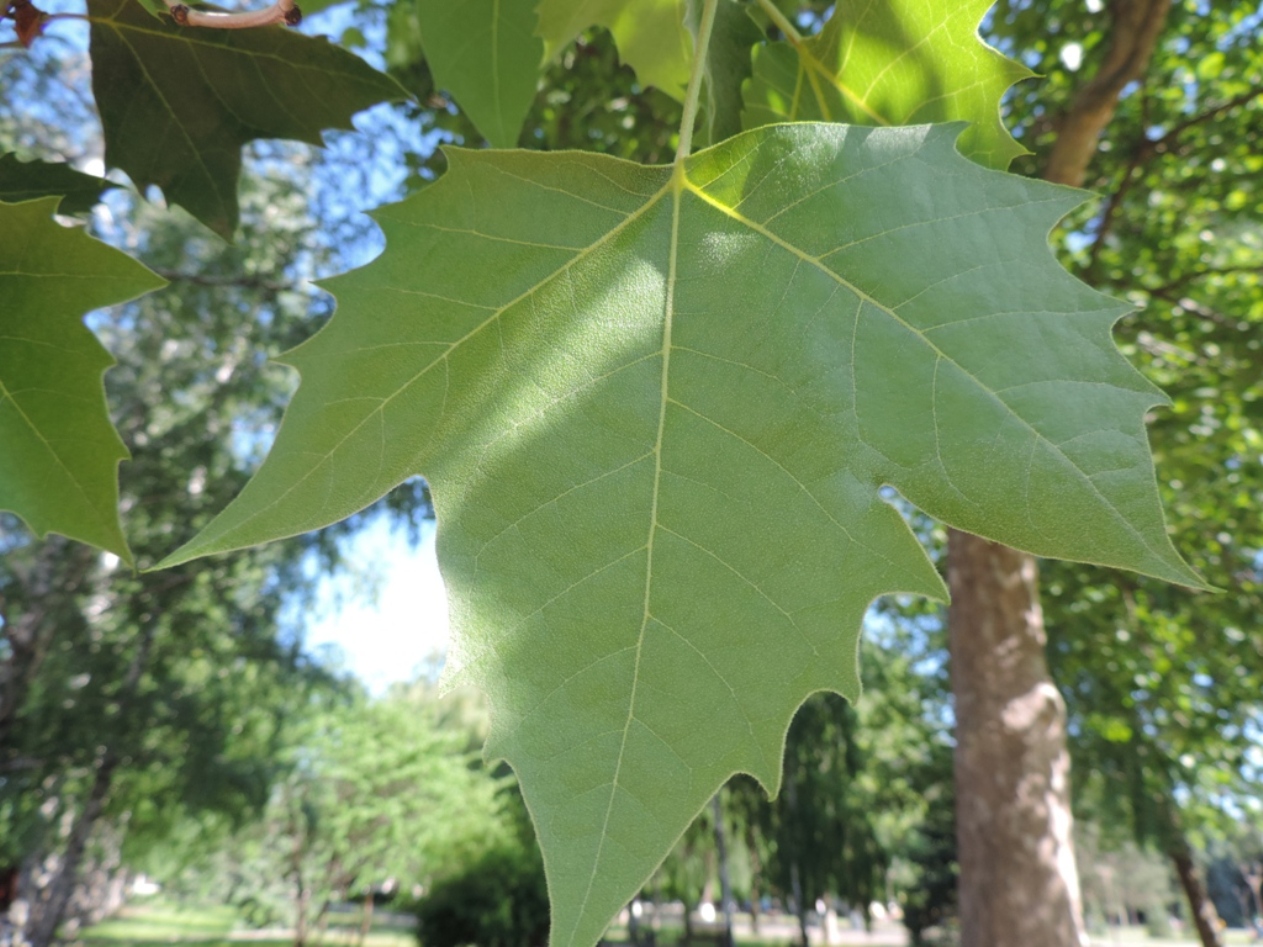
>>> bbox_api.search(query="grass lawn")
[80,900,414,947]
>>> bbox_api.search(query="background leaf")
[416,0,542,148]
[742,0,1033,169]
[88,0,405,238]
[0,198,165,561]
[693,0,763,146]
[162,122,1201,944]
[0,153,115,214]
[535,0,692,99]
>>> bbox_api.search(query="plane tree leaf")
[743,0,1033,169]
[0,198,165,562]
[416,0,542,148]
[0,154,116,214]
[161,121,1202,945]
[693,0,763,146]
[536,0,692,99]
[87,0,406,238]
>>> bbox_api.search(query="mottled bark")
[949,534,1084,947]
[948,3,1175,944]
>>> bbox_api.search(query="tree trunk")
[710,793,734,947]
[1169,837,1223,947]
[356,892,374,947]
[948,4,1174,945]
[948,534,1084,947]
[783,775,809,947]
[25,752,119,947]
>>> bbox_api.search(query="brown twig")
[164,0,301,29]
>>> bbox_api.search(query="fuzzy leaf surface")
[0,199,165,560]
[0,154,116,214]
[87,0,404,238]
[417,0,542,148]
[536,0,691,98]
[743,0,1033,169]
[163,121,1201,942]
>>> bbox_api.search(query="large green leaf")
[416,0,542,148]
[88,0,405,238]
[0,154,116,214]
[743,0,1033,169]
[162,122,1202,945]
[0,199,165,561]
[535,0,692,98]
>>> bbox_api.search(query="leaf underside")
[416,0,543,149]
[163,122,1202,946]
[0,154,116,214]
[87,0,405,238]
[0,198,165,561]
[742,0,1034,170]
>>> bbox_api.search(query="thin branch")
[164,0,301,29]
[149,268,295,293]
[1084,85,1263,279]
[1148,264,1263,299]
[1149,85,1263,151]
[1146,290,1251,330]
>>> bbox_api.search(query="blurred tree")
[220,686,508,947]
[988,3,1262,945]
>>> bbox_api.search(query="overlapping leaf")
[88,0,405,238]
[0,198,165,561]
[0,154,115,214]
[163,123,1201,945]
[416,0,542,148]
[743,0,1033,169]
[693,0,763,146]
[536,0,691,99]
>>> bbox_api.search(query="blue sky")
[304,516,451,690]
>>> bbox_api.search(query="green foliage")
[0,198,164,561]
[741,0,1032,169]
[535,0,691,99]
[205,686,511,935]
[413,843,550,947]
[0,154,115,212]
[415,0,542,148]
[87,0,405,237]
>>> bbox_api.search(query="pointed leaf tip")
[0,198,166,563]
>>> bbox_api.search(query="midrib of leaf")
[682,178,1171,568]
[567,164,684,947]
